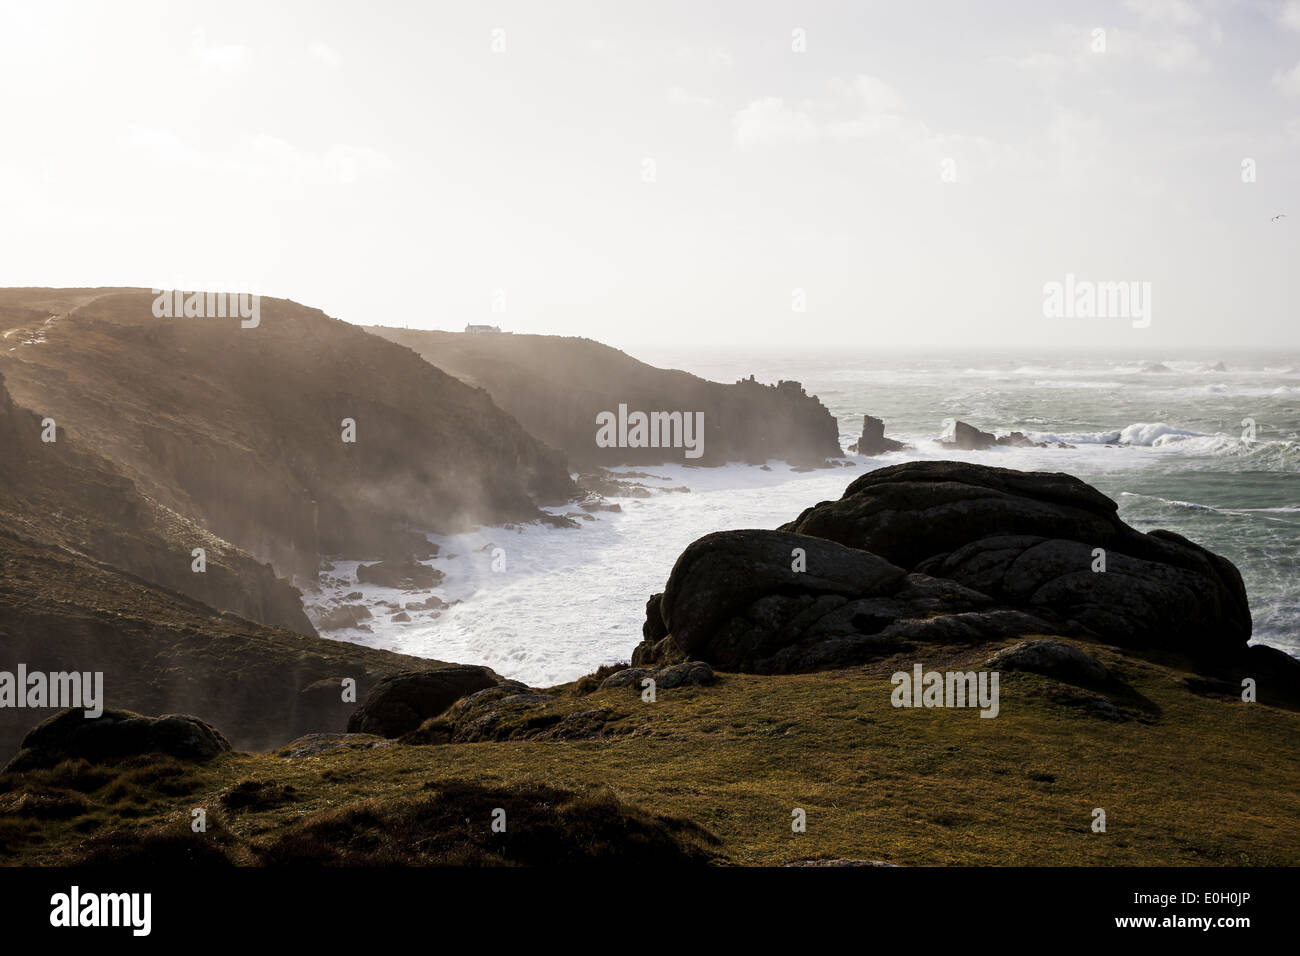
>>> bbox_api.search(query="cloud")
[1281,0,1300,33]
[308,41,342,67]
[126,127,393,185]
[1104,26,1209,72]
[1123,0,1204,27]
[189,30,251,77]
[667,86,715,107]
[1275,61,1300,97]
[732,97,819,148]
[706,47,734,71]
[733,74,909,149]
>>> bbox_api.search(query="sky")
[0,0,1297,351]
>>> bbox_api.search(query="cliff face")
[0,290,576,582]
[0,529,472,761]
[365,329,843,467]
[0,368,314,635]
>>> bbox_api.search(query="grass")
[2,637,1299,866]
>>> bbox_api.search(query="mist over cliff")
[365,328,843,467]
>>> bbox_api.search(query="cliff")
[0,367,313,635]
[0,290,576,582]
[0,528,481,762]
[364,328,843,467]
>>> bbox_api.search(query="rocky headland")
[365,328,843,467]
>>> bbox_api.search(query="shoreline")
[306,437,1300,686]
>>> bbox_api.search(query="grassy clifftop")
[4,635,1298,866]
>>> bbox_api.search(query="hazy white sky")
[1,0,1296,350]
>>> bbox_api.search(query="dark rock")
[943,421,997,450]
[643,593,668,643]
[849,415,908,456]
[779,461,1251,656]
[995,431,1047,448]
[600,667,656,689]
[986,639,1108,684]
[405,596,452,611]
[356,558,443,590]
[346,666,500,737]
[602,661,716,690]
[5,709,230,772]
[317,603,372,630]
[657,661,716,688]
[538,513,581,529]
[296,677,359,732]
[657,529,907,665]
[1235,644,1300,706]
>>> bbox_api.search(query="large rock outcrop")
[634,462,1255,672]
[780,461,1251,656]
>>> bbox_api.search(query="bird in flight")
[1272,214,1286,222]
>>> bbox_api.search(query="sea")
[310,349,1300,686]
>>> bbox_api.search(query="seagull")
[1272,214,1286,222]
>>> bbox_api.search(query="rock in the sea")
[317,603,373,630]
[849,415,908,456]
[346,666,500,737]
[5,709,231,772]
[943,421,997,450]
[356,558,443,590]
[995,431,1048,448]
[985,639,1108,684]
